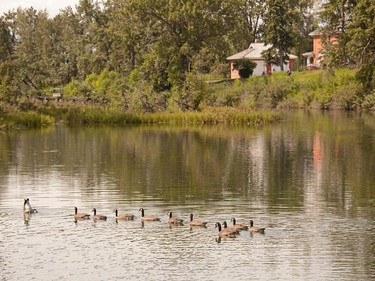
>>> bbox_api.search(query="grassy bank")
[65,107,280,126]
[208,68,374,111]
[0,112,55,130]
[0,107,280,129]
[57,67,373,112]
[1,68,374,130]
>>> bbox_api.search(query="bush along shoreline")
[0,107,280,130]
[1,68,374,130]
[0,112,55,130]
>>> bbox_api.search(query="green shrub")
[62,106,280,126]
[333,81,361,110]
[255,77,295,108]
[234,59,257,78]
[0,111,55,129]
[169,73,209,111]
[362,90,375,110]
[63,80,79,98]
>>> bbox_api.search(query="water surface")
[0,111,374,280]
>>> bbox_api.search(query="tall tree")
[0,15,15,100]
[121,0,237,90]
[74,0,110,79]
[319,0,357,66]
[8,8,55,97]
[347,0,375,93]
[228,0,265,49]
[291,0,316,60]
[262,0,301,70]
[52,7,82,82]
[105,0,152,75]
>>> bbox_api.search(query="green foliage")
[234,59,257,78]
[62,106,280,126]
[126,80,168,113]
[64,107,140,125]
[62,69,126,107]
[208,79,245,108]
[62,80,79,98]
[207,69,365,110]
[170,73,209,111]
[333,81,361,110]
[0,0,374,112]
[255,73,296,108]
[262,0,301,70]
[0,112,54,129]
[355,65,374,94]
[362,90,375,110]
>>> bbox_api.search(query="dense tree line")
[0,0,374,111]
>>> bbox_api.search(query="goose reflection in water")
[23,212,30,226]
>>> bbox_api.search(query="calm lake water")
[0,111,374,280]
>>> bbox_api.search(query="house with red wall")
[304,30,340,69]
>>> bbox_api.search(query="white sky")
[0,0,80,17]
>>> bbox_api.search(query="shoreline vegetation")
[1,68,374,130]
[1,1,374,130]
[0,108,280,130]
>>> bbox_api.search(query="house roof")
[227,42,297,61]
[302,51,313,57]
[309,29,341,36]
[226,47,253,60]
[309,30,321,36]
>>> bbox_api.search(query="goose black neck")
[190,214,193,221]
[216,222,222,231]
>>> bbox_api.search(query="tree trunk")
[279,49,284,71]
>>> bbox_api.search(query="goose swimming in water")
[113,209,134,220]
[189,213,208,227]
[23,198,38,214]
[139,208,160,221]
[222,221,240,234]
[167,212,183,224]
[92,208,107,220]
[248,220,266,233]
[74,207,90,220]
[231,217,248,231]
[215,222,237,238]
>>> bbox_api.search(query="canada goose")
[222,221,240,234]
[113,209,134,220]
[92,208,107,220]
[23,212,30,226]
[189,213,208,227]
[23,198,38,214]
[215,222,237,238]
[139,208,160,221]
[249,220,265,233]
[231,217,248,231]
[167,212,183,224]
[74,207,90,220]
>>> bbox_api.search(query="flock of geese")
[23,198,265,237]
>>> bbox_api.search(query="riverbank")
[207,68,374,111]
[0,107,280,130]
[1,68,374,130]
